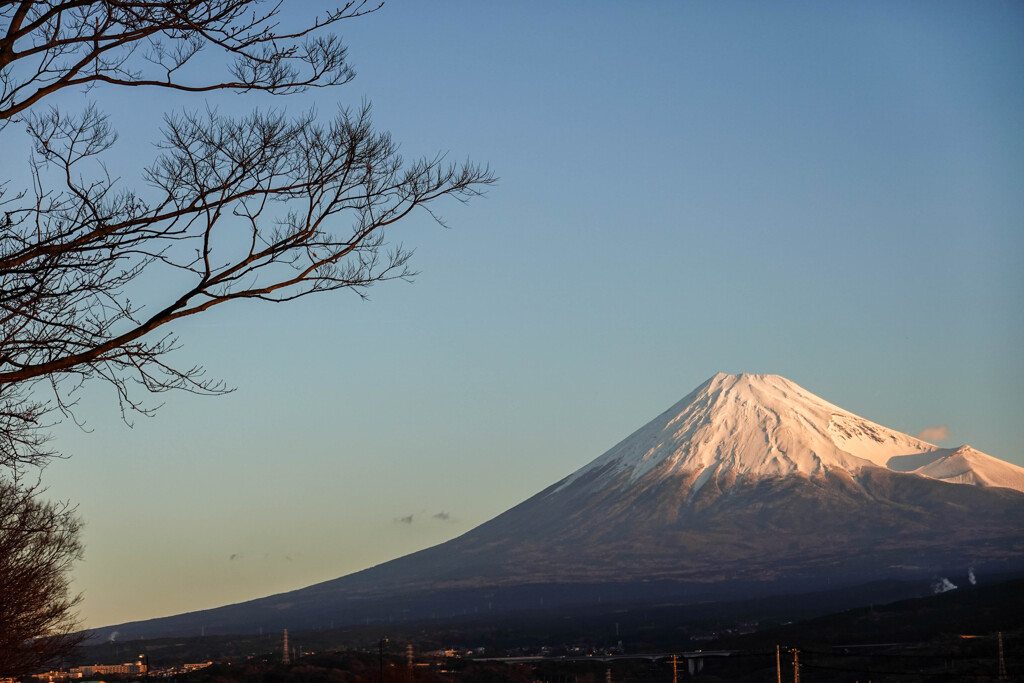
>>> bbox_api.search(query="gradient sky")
[26,1,1024,629]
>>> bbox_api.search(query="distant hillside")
[77,577,1024,683]
[717,576,1024,650]
[79,574,1024,665]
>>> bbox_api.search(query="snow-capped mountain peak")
[557,372,1024,493]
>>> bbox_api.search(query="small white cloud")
[932,577,957,594]
[916,425,951,442]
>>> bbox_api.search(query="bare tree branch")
[0,1,494,666]
[0,2,496,467]
[0,1,383,122]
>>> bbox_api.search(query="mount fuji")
[94,373,1024,639]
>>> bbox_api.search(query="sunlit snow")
[555,372,1024,494]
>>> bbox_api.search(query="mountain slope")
[91,373,1024,640]
[888,445,1024,490]
[558,372,1024,493]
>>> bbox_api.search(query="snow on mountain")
[888,445,1024,490]
[557,372,1024,494]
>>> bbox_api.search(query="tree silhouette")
[0,480,84,677]
[0,0,494,670]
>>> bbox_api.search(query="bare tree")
[0,479,84,677]
[0,0,495,668]
[0,1,495,469]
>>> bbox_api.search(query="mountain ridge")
[557,372,1023,494]
[89,372,1024,641]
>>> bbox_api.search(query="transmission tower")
[282,629,291,665]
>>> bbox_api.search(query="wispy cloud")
[395,511,454,525]
[916,425,951,442]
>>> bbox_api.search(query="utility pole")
[671,655,678,683]
[380,637,389,683]
[792,649,800,683]
[998,631,1008,681]
[776,646,782,683]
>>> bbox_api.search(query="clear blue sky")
[34,0,1024,628]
